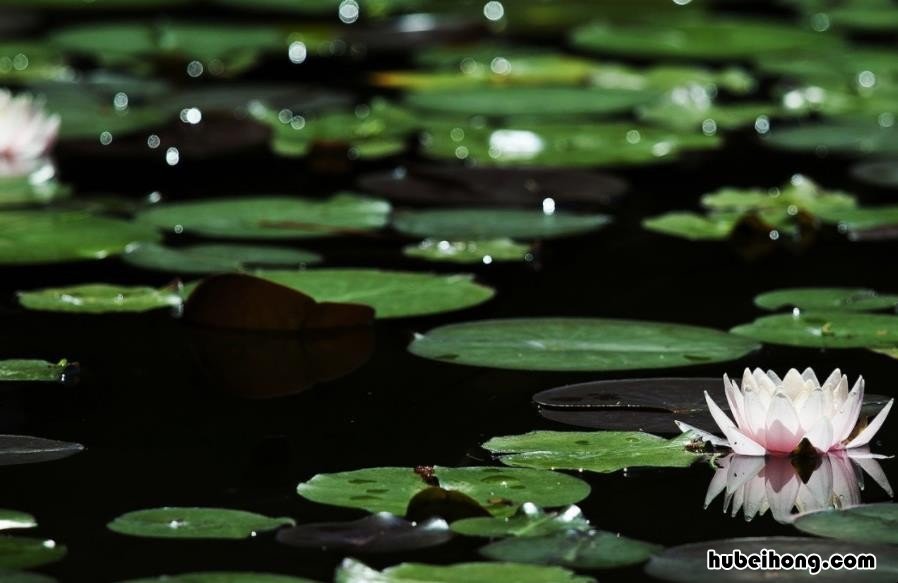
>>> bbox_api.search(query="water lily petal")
[704,391,736,433]
[831,378,863,443]
[742,389,768,444]
[721,425,766,456]
[846,399,894,449]
[765,392,802,454]
[849,454,894,497]
[782,369,805,400]
[801,367,819,386]
[804,417,834,453]
[797,388,824,434]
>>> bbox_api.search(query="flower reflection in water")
[704,451,893,524]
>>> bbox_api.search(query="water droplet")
[483,1,505,21]
[288,41,307,64]
[165,147,180,166]
[99,131,113,146]
[186,60,204,78]
[338,0,360,23]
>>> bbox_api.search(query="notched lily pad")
[793,503,898,545]
[0,536,66,570]
[107,507,294,540]
[480,529,661,570]
[184,274,374,332]
[0,360,73,383]
[276,512,452,553]
[18,284,183,314]
[483,431,706,474]
[0,436,83,466]
[336,558,595,583]
[755,288,898,313]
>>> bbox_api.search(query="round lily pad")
[406,87,656,118]
[852,160,898,188]
[483,431,705,474]
[136,194,391,239]
[731,312,898,348]
[764,121,898,155]
[571,19,833,60]
[404,239,532,264]
[276,513,452,553]
[254,269,494,319]
[18,284,182,314]
[0,536,65,570]
[480,529,661,570]
[409,318,759,371]
[0,211,161,265]
[0,512,35,531]
[107,508,294,540]
[645,536,898,582]
[296,466,590,518]
[793,503,898,545]
[336,558,595,583]
[118,573,318,583]
[0,42,68,83]
[357,165,627,207]
[124,243,321,274]
[452,504,590,538]
[0,360,71,383]
[755,288,898,312]
[393,209,610,240]
[0,436,83,466]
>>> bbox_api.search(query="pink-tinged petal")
[804,417,835,453]
[764,392,803,454]
[846,399,894,449]
[849,455,894,497]
[742,390,768,444]
[760,455,796,493]
[704,391,736,433]
[766,472,801,524]
[797,388,824,434]
[721,425,766,456]
[782,369,805,399]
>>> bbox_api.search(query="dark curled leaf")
[405,487,492,524]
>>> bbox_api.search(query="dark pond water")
[1,1,897,582]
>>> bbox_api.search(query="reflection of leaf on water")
[0,435,83,467]
[277,512,452,553]
[188,325,375,399]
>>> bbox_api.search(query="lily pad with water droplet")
[409,318,759,371]
[0,537,65,570]
[404,239,532,264]
[731,311,898,348]
[793,503,898,545]
[645,536,898,582]
[0,360,71,383]
[422,121,721,167]
[254,269,494,319]
[406,87,657,118]
[642,212,740,241]
[451,504,590,538]
[0,43,68,83]
[336,558,595,583]
[0,436,83,467]
[136,194,391,239]
[296,466,590,518]
[119,573,318,583]
[484,431,705,474]
[0,512,35,532]
[393,209,610,241]
[481,529,661,570]
[124,243,321,275]
[276,512,452,553]
[571,19,835,61]
[755,288,898,312]
[0,211,161,265]
[107,508,294,540]
[637,99,777,132]
[18,284,182,314]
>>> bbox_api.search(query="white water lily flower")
[0,89,60,177]
[705,452,892,524]
[678,368,894,456]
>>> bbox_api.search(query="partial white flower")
[678,368,894,456]
[705,452,892,524]
[0,90,60,177]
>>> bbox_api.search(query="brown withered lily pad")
[535,378,890,434]
[276,512,453,553]
[358,164,626,207]
[183,274,374,332]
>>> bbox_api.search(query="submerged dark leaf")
[405,487,491,523]
[480,529,661,570]
[276,512,452,553]
[0,436,83,467]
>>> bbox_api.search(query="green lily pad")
[50,22,287,77]
[0,43,68,83]
[393,209,610,240]
[0,512,35,531]
[136,194,391,239]
[642,212,740,241]
[793,503,898,544]
[0,572,55,583]
[9,0,190,7]
[818,205,898,234]
[0,211,161,265]
[873,347,898,359]
[451,504,590,538]
[731,311,898,348]
[119,574,318,583]
[483,431,705,474]
[481,529,661,570]
[296,466,591,517]
[757,47,898,88]
[0,537,65,570]
[422,121,721,167]
[0,360,70,383]
[336,558,595,583]
[408,318,758,371]
[755,288,898,312]
[765,120,898,155]
[253,269,494,319]
[828,4,898,32]
[404,239,532,264]
[406,87,656,118]
[0,174,70,208]
[18,284,182,314]
[214,0,423,16]
[571,19,834,60]
[107,507,294,540]
[852,160,898,188]
[123,243,321,274]
[638,97,776,132]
